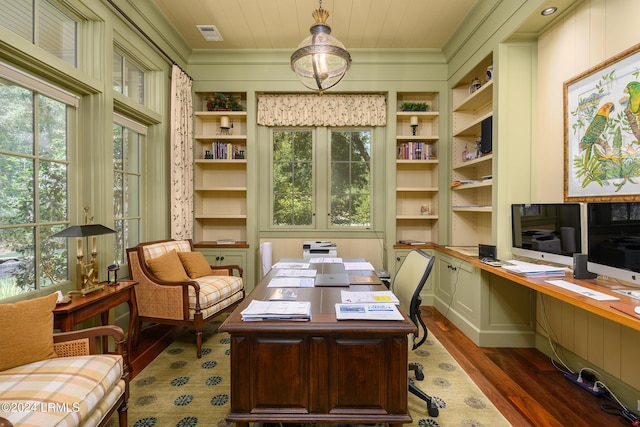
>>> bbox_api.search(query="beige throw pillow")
[178,251,213,279]
[0,292,58,371]
[146,249,190,282]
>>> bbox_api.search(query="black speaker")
[573,254,597,279]
[480,116,492,154]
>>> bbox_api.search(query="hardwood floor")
[421,306,625,427]
[129,309,627,426]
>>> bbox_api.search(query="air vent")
[197,25,223,42]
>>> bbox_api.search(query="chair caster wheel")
[416,371,424,381]
[428,402,439,417]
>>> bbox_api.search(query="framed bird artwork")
[564,42,640,202]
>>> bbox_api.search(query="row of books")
[204,142,245,160]
[397,142,435,160]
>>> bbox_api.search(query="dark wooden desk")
[53,281,138,359]
[220,263,416,427]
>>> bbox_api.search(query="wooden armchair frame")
[126,239,245,358]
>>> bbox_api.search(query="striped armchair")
[126,239,244,358]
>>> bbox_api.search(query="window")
[273,130,313,226]
[0,73,75,298]
[330,130,371,227]
[113,115,144,265]
[271,128,372,229]
[113,51,145,105]
[0,0,77,67]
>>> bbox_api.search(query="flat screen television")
[511,203,583,266]
[587,202,640,284]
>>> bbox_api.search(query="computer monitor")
[511,203,583,266]
[587,202,640,284]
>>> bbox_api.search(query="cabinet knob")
[220,256,224,261]
[396,257,401,261]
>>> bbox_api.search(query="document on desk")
[343,261,375,271]
[502,261,567,277]
[275,269,317,277]
[335,303,404,320]
[267,277,314,288]
[340,290,399,304]
[309,257,343,263]
[272,262,310,269]
[241,300,311,321]
[545,280,620,301]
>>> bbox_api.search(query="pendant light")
[290,0,351,92]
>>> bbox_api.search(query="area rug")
[122,318,511,427]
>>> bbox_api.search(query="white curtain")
[257,94,386,127]
[169,64,194,240]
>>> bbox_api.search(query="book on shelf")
[241,300,311,321]
[397,142,434,160]
[398,239,426,245]
[206,142,245,160]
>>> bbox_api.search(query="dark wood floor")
[420,306,627,427]
[128,308,629,426]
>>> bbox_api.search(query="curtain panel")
[169,65,194,240]
[257,94,386,127]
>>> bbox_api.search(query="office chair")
[391,249,440,417]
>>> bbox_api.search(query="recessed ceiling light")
[196,25,223,42]
[541,7,558,16]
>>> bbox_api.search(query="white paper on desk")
[267,277,314,288]
[241,300,311,320]
[309,257,343,263]
[341,290,399,304]
[545,280,620,301]
[272,262,310,269]
[275,269,317,277]
[343,261,375,271]
[335,303,404,320]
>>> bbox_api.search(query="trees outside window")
[0,77,70,298]
[271,128,371,229]
[113,118,143,265]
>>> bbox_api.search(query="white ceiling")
[151,0,480,50]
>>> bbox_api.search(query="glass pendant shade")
[291,6,351,92]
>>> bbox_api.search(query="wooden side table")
[53,280,138,364]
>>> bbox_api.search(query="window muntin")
[113,118,143,265]
[0,77,71,298]
[113,51,145,105]
[0,0,77,67]
[330,130,371,227]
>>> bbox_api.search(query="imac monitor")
[587,202,640,284]
[511,203,582,266]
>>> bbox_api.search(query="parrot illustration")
[625,81,640,114]
[579,101,614,160]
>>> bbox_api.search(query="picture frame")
[564,43,640,202]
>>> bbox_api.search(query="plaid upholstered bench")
[126,239,245,358]
[0,294,129,427]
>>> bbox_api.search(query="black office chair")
[391,249,440,417]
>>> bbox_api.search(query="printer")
[302,241,337,260]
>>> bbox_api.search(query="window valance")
[257,94,386,127]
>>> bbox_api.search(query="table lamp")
[53,206,116,295]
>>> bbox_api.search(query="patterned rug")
[119,318,511,427]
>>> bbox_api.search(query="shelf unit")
[450,54,493,247]
[193,92,248,245]
[395,92,439,244]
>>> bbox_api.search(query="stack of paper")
[340,290,399,304]
[502,260,567,277]
[241,300,311,321]
[335,303,404,320]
